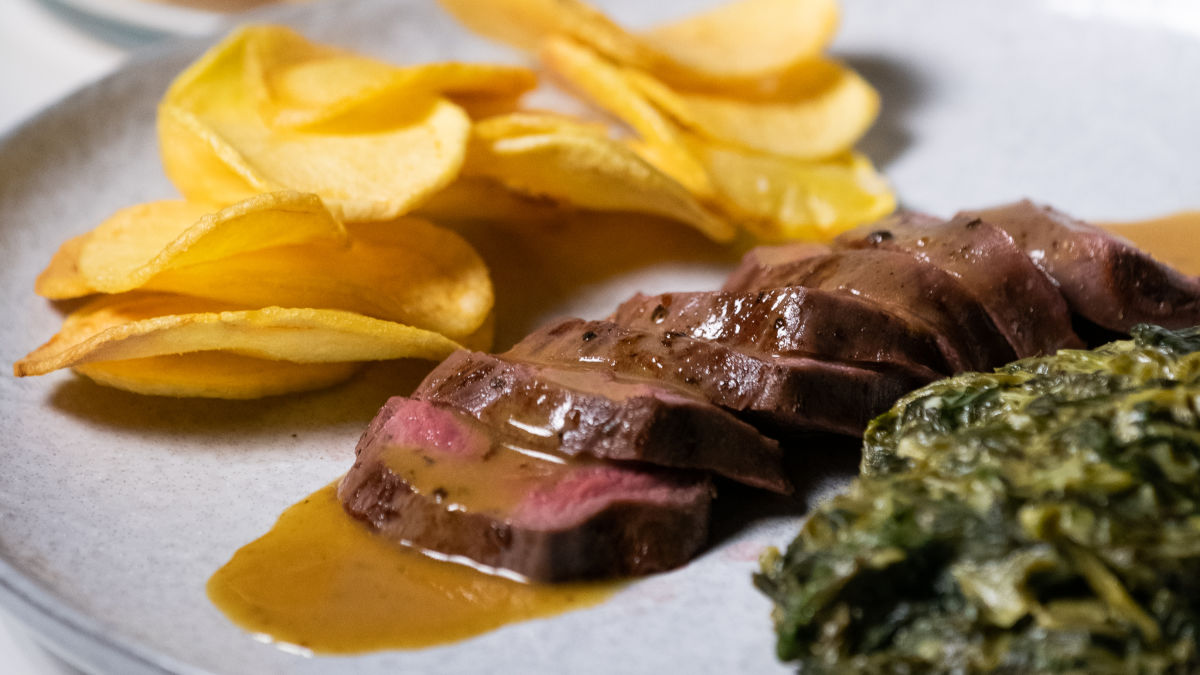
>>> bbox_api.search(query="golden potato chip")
[242,25,392,111]
[696,144,895,240]
[438,0,639,57]
[14,293,463,378]
[537,36,895,239]
[417,176,564,225]
[244,26,537,129]
[75,353,361,399]
[446,93,526,120]
[139,217,493,341]
[440,0,837,88]
[624,62,879,160]
[41,192,346,300]
[539,37,712,198]
[463,113,733,242]
[271,63,536,128]
[160,27,471,222]
[35,231,92,299]
[638,0,839,86]
[539,38,674,145]
[470,110,610,137]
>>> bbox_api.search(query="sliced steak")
[964,199,1200,332]
[723,246,1015,371]
[721,241,830,294]
[413,350,789,493]
[611,285,950,375]
[836,212,1083,357]
[339,397,713,581]
[508,318,936,436]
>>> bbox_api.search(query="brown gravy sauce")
[207,483,617,654]
[1100,211,1200,275]
[381,440,578,515]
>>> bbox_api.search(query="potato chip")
[624,62,879,160]
[463,113,733,242]
[244,26,537,129]
[537,36,894,239]
[417,176,564,225]
[470,110,610,137]
[638,0,839,86]
[437,0,643,59]
[445,93,526,120]
[35,231,92,299]
[270,63,536,128]
[39,192,346,300]
[695,144,895,240]
[13,293,463,378]
[539,37,712,197]
[159,27,471,222]
[138,217,493,341]
[439,0,837,88]
[75,353,361,399]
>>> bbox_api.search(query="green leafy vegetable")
[756,325,1200,674]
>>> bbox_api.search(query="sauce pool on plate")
[207,483,618,654]
[1102,210,1200,274]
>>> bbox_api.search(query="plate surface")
[2,1,1199,673]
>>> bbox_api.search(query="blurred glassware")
[47,0,278,37]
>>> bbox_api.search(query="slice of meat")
[413,350,789,493]
[509,318,935,436]
[611,285,951,375]
[721,241,830,294]
[723,246,1016,371]
[964,200,1200,332]
[339,397,713,581]
[836,211,1083,357]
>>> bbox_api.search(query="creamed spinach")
[757,325,1200,674]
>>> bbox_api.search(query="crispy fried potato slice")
[75,353,361,399]
[539,37,676,144]
[35,231,93,299]
[14,293,463,378]
[245,26,537,129]
[470,110,610,137]
[625,62,879,160]
[439,0,837,88]
[41,192,346,300]
[139,217,493,341]
[269,62,537,128]
[447,93,526,120]
[539,37,712,197]
[437,0,643,58]
[638,0,839,86]
[417,176,564,225]
[160,27,471,222]
[697,143,895,240]
[538,37,894,240]
[463,113,733,242]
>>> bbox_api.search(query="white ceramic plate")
[2,1,1199,673]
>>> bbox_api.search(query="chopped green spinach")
[757,325,1200,673]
